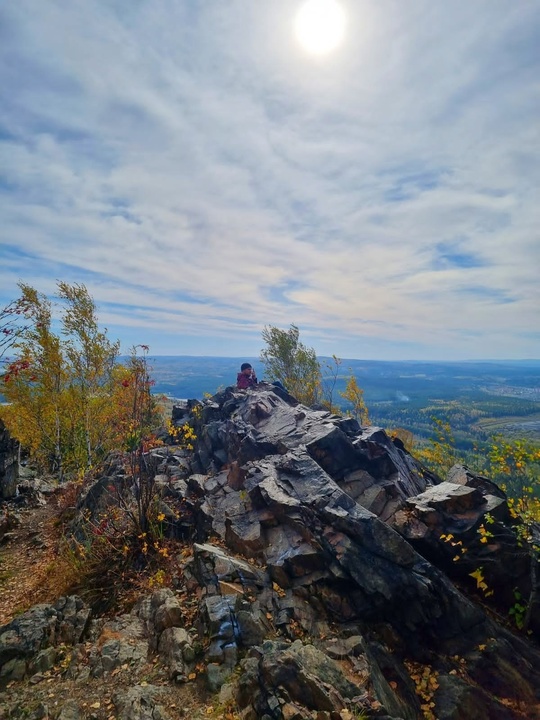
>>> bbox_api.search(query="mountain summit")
[1,382,539,719]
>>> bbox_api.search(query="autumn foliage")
[0,282,158,480]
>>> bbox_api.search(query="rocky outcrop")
[2,384,540,719]
[0,419,18,500]
[168,385,540,717]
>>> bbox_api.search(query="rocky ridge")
[1,382,539,719]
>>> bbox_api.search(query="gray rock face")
[135,589,196,680]
[0,596,90,688]
[191,430,485,656]
[394,464,540,635]
[88,615,149,678]
[237,639,359,718]
[186,386,540,715]
[0,419,19,499]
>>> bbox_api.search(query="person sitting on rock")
[237,362,258,389]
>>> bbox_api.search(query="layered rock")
[0,596,90,688]
[170,384,540,717]
[393,464,540,636]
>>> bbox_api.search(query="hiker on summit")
[237,362,258,389]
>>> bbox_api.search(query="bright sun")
[294,0,346,56]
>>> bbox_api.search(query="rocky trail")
[0,493,64,626]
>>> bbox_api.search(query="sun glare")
[294,0,346,56]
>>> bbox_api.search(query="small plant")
[477,522,494,545]
[167,419,197,450]
[509,588,527,630]
[340,372,369,425]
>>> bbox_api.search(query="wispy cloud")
[1,0,539,359]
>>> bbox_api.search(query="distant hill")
[146,355,540,403]
[147,356,540,446]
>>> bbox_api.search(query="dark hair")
[240,362,252,371]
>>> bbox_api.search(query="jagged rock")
[194,443,485,656]
[89,616,148,677]
[27,702,50,720]
[322,635,364,659]
[447,463,507,499]
[201,594,239,667]
[113,685,170,720]
[157,627,191,681]
[189,542,269,592]
[184,385,540,715]
[362,640,419,720]
[0,596,90,688]
[236,640,367,718]
[0,508,21,542]
[136,589,183,641]
[393,465,540,633]
[196,387,439,525]
[134,589,196,680]
[434,674,527,720]
[28,647,57,675]
[54,596,92,645]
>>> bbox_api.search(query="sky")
[1,0,539,361]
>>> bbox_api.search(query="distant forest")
[147,356,540,450]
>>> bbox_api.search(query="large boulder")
[393,464,540,636]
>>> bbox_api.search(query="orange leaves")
[405,660,440,720]
[440,533,467,561]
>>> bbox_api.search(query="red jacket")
[237,371,257,389]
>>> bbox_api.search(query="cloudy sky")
[1,0,538,360]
